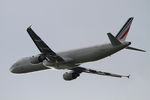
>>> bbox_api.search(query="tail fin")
[108,17,146,52]
[116,17,134,41]
[107,33,121,46]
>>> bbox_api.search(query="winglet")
[126,74,130,78]
[28,25,32,28]
[127,75,130,78]
[122,74,130,78]
[107,33,121,46]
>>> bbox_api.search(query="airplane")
[10,17,145,81]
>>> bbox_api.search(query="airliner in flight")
[10,17,145,81]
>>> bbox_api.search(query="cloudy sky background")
[1,0,150,100]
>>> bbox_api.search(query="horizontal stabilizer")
[107,33,121,46]
[126,46,146,52]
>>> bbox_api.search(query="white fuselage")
[10,42,130,73]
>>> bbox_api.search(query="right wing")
[27,26,64,62]
[71,66,130,78]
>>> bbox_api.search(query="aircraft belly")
[23,63,48,73]
[45,64,70,69]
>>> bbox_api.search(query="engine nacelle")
[30,54,46,64]
[63,71,80,81]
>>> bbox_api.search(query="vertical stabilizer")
[116,17,134,41]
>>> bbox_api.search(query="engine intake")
[63,71,80,81]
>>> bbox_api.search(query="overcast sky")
[1,0,150,100]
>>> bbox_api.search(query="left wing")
[27,26,64,62]
[71,66,130,78]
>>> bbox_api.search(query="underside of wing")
[71,66,129,78]
[27,26,64,62]
[63,66,129,81]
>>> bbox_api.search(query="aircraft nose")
[10,63,20,73]
[10,57,30,73]
[10,64,16,73]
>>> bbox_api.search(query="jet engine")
[30,54,46,64]
[63,71,80,81]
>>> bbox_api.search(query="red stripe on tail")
[119,26,130,40]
